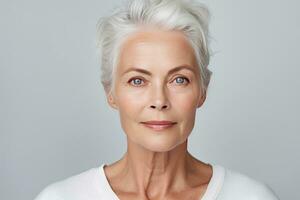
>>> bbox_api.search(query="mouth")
[140,121,177,131]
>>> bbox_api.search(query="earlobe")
[107,92,118,110]
[197,93,206,108]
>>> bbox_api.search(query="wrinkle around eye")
[173,76,190,85]
[127,77,146,87]
[125,74,193,87]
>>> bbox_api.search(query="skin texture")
[105,28,212,200]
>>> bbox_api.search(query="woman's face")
[107,29,206,152]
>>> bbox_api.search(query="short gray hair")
[96,0,212,96]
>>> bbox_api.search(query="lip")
[140,121,177,131]
[141,120,177,125]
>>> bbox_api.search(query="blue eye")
[174,77,189,85]
[129,78,144,86]
[128,76,189,87]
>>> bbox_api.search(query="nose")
[149,85,170,111]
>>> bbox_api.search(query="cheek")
[172,88,199,132]
[172,89,199,112]
[116,90,146,120]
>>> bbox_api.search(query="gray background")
[1,0,299,199]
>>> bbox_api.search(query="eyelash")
[128,76,190,87]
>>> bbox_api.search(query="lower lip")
[141,123,176,131]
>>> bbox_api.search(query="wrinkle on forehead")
[117,29,199,77]
[121,29,193,53]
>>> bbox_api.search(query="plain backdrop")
[1,0,299,199]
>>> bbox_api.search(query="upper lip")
[141,120,177,125]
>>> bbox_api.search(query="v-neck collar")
[98,163,225,200]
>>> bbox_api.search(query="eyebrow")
[122,65,196,76]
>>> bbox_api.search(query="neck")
[113,137,199,199]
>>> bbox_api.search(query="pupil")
[134,79,141,84]
[176,77,184,83]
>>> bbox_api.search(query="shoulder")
[216,166,279,200]
[34,167,100,200]
[34,182,64,200]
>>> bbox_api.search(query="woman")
[34,0,279,199]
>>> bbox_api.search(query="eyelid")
[128,75,190,87]
[128,77,146,87]
[173,76,190,84]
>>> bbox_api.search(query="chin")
[144,145,175,153]
[140,138,184,152]
[126,125,189,152]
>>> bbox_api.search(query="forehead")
[117,29,197,73]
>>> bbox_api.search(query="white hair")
[96,0,213,96]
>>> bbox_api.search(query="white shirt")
[34,163,279,200]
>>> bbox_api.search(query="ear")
[106,92,118,110]
[197,92,206,108]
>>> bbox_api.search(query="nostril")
[150,104,168,110]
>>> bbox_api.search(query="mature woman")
[34,0,279,199]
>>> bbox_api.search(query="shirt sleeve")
[256,183,280,200]
[33,185,64,200]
